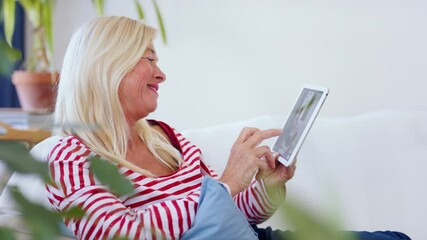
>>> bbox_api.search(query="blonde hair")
[54,16,182,176]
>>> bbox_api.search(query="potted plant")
[2,0,57,113]
[1,0,167,113]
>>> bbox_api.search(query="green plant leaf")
[59,206,85,219]
[91,0,104,16]
[134,0,145,20]
[0,227,15,240]
[18,0,42,28]
[0,141,51,183]
[2,0,16,47]
[41,0,54,62]
[0,40,22,76]
[151,0,167,44]
[11,187,63,240]
[90,157,135,196]
[281,200,357,240]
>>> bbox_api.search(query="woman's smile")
[147,83,159,94]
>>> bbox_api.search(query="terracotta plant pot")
[12,71,59,113]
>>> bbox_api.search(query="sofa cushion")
[0,136,61,214]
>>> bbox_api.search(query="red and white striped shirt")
[46,121,282,239]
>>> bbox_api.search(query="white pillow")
[0,136,61,214]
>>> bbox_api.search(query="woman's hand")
[257,155,297,188]
[219,127,282,197]
[256,155,297,202]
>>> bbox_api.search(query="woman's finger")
[288,157,297,170]
[234,127,260,145]
[253,145,271,157]
[254,146,276,169]
[264,151,276,169]
[244,128,283,148]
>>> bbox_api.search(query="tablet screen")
[273,86,328,166]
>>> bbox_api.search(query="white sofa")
[0,110,426,239]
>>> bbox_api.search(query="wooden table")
[0,122,51,145]
[0,108,52,146]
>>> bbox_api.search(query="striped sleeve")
[233,179,285,224]
[46,137,199,240]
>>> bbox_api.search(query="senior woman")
[49,15,292,239]
[48,16,410,240]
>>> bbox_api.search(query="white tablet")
[272,85,329,167]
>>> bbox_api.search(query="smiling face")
[119,44,166,123]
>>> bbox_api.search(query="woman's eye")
[141,57,158,66]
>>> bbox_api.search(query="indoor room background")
[47,0,427,130]
[10,0,427,239]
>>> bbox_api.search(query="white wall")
[49,0,427,130]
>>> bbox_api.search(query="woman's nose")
[154,66,166,83]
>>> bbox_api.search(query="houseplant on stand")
[2,0,167,113]
[2,0,57,113]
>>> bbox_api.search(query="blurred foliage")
[281,200,357,240]
[91,0,104,16]
[0,227,15,240]
[0,141,50,182]
[90,156,135,196]
[93,0,167,44]
[0,39,21,76]
[2,0,55,72]
[11,187,68,240]
[0,2,21,77]
[134,0,144,19]
[0,141,134,239]
[151,0,167,44]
